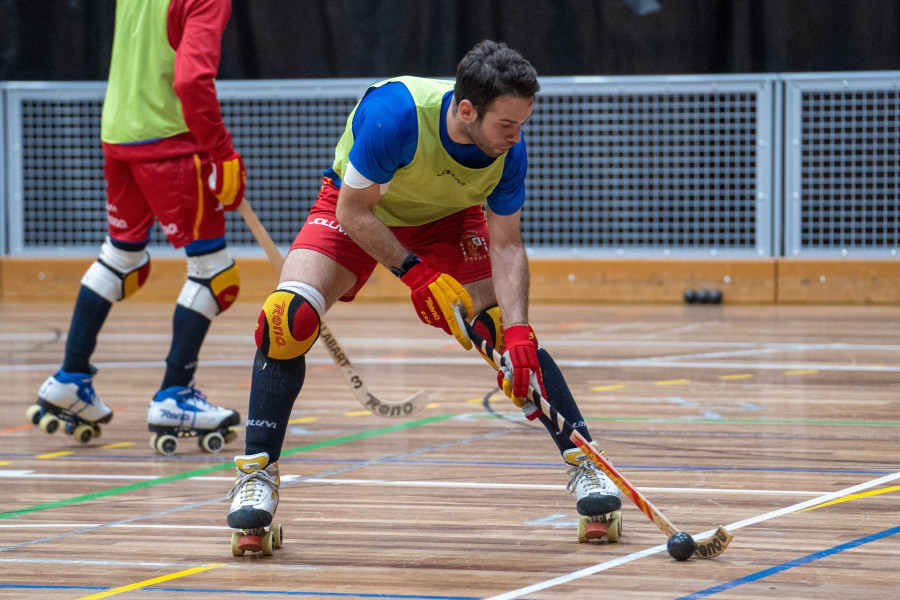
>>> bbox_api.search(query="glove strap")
[390,251,422,278]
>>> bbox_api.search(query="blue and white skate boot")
[227,453,282,556]
[27,370,113,444]
[147,384,240,455]
[564,442,624,543]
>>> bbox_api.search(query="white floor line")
[482,470,900,600]
[0,470,827,496]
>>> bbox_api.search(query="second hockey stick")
[237,200,428,417]
[454,306,732,558]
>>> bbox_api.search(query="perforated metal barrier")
[2,73,898,258]
[784,73,900,258]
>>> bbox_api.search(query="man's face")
[461,94,534,158]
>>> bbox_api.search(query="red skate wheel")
[238,534,263,553]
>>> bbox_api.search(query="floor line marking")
[0,414,455,521]
[676,525,900,599]
[482,470,900,600]
[74,563,224,600]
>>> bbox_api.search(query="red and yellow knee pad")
[256,289,321,360]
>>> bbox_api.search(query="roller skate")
[227,453,282,556]
[564,443,623,544]
[147,384,240,455]
[26,370,113,444]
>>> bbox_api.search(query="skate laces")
[57,371,98,405]
[566,461,617,498]
[227,467,278,505]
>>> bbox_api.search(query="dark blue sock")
[244,350,307,462]
[535,347,592,454]
[62,286,113,374]
[160,305,211,389]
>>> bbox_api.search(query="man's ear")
[457,99,478,124]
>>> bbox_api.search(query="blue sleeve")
[485,136,528,215]
[347,82,418,185]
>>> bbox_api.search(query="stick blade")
[692,526,733,559]
[362,389,429,418]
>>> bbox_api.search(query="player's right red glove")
[207,151,246,210]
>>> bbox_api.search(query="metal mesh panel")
[7,77,774,257]
[18,98,109,249]
[9,87,359,254]
[526,82,766,256]
[220,94,358,249]
[798,88,900,255]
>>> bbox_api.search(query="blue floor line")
[676,524,900,599]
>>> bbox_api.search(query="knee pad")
[81,238,151,302]
[472,305,504,369]
[256,282,326,361]
[176,247,240,320]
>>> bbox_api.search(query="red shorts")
[103,151,226,248]
[291,178,492,301]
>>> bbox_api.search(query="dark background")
[2,0,899,81]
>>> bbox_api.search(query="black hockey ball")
[667,531,695,561]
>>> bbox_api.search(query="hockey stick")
[453,306,732,558]
[237,200,428,417]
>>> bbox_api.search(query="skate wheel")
[238,534,263,553]
[224,428,239,444]
[73,423,94,444]
[270,523,283,549]
[25,404,43,425]
[261,531,274,556]
[39,413,60,434]
[606,511,622,543]
[93,425,102,439]
[154,433,178,456]
[200,431,225,453]
[231,531,245,556]
[582,518,609,542]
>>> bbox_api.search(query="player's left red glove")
[497,324,547,409]
[207,151,246,211]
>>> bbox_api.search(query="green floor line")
[0,413,455,520]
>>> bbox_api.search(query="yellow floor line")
[36,451,73,459]
[75,563,225,599]
[801,485,900,512]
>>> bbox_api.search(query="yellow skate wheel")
[149,433,158,451]
[577,516,589,543]
[261,531,274,556]
[39,413,60,434]
[231,531,245,556]
[154,433,178,456]
[200,431,225,453]
[606,511,622,543]
[25,405,43,425]
[93,425,102,439]
[270,523,283,549]
[73,423,94,444]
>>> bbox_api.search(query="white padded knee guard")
[176,247,240,320]
[81,237,151,302]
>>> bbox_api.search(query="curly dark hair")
[453,40,540,119]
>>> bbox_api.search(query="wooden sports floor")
[1,298,898,599]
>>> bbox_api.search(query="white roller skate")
[227,453,282,556]
[564,443,623,544]
[147,384,240,455]
[26,370,113,444]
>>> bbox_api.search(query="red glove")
[400,260,474,350]
[207,151,246,210]
[497,324,547,403]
